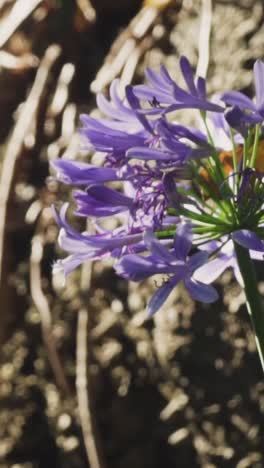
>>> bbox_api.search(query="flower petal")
[221,91,256,111]
[126,147,179,162]
[188,251,209,271]
[232,229,264,252]
[115,254,158,281]
[174,223,192,260]
[194,255,232,284]
[179,56,197,96]
[144,230,176,262]
[147,275,182,316]
[73,187,132,217]
[184,277,218,303]
[50,159,119,185]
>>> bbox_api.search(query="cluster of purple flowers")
[51,56,264,315]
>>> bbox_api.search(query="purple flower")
[133,56,224,115]
[232,229,264,252]
[73,185,134,217]
[194,238,264,286]
[116,225,218,315]
[222,60,264,124]
[50,159,120,185]
[53,204,143,277]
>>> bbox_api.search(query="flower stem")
[249,123,261,168]
[234,242,264,371]
[229,127,238,194]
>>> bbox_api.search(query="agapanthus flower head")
[51,56,264,317]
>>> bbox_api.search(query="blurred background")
[0,0,264,467]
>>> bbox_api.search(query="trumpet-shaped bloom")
[116,226,218,315]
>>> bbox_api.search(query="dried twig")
[0,50,38,71]
[76,0,96,23]
[30,228,71,397]
[0,45,61,287]
[196,0,213,78]
[90,0,176,94]
[76,308,107,468]
[0,0,42,49]
[76,251,107,468]
[0,45,60,344]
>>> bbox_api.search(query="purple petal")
[224,106,248,137]
[53,255,89,277]
[159,65,176,86]
[250,250,264,261]
[193,255,233,284]
[254,60,264,109]
[147,274,183,316]
[96,79,136,122]
[96,93,131,122]
[80,126,144,153]
[73,187,132,217]
[126,147,178,161]
[145,67,172,90]
[179,56,197,96]
[163,173,181,205]
[88,185,132,205]
[115,254,159,281]
[225,106,261,133]
[133,84,173,104]
[197,77,206,98]
[125,85,153,134]
[184,277,218,303]
[174,223,192,260]
[232,229,264,252]
[144,230,176,263]
[188,251,209,271]
[167,100,223,113]
[53,204,89,241]
[58,229,95,254]
[80,114,127,137]
[221,91,256,111]
[157,120,208,145]
[50,159,119,185]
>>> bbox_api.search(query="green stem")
[249,123,261,168]
[234,242,264,371]
[229,127,238,195]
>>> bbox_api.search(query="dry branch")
[76,256,108,468]
[90,0,178,94]
[0,0,42,49]
[30,229,71,397]
[76,0,96,23]
[0,45,61,343]
[196,0,213,78]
